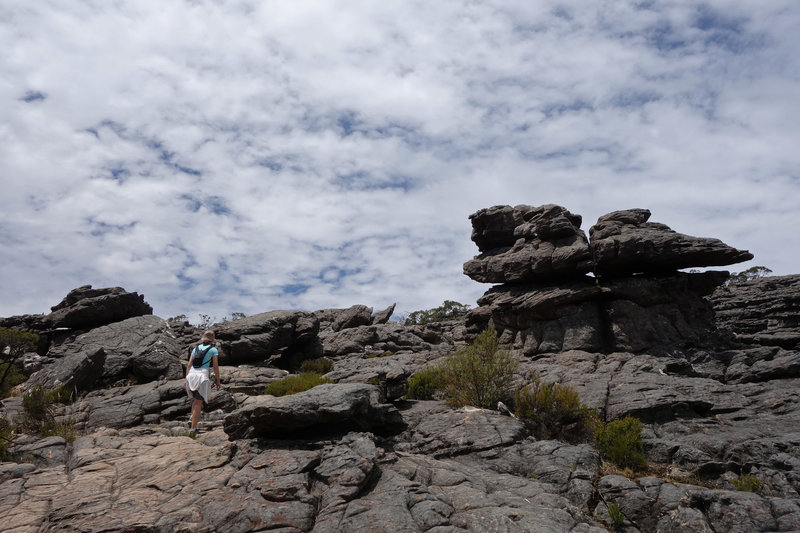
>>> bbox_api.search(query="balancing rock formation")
[465,204,753,355]
[1,204,800,533]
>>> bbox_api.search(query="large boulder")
[24,347,106,393]
[223,383,404,439]
[47,315,184,384]
[589,209,753,276]
[213,310,320,368]
[46,285,153,329]
[463,204,594,284]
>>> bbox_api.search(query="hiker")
[185,329,221,435]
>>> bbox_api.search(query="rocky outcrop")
[46,285,153,329]
[213,310,321,368]
[47,315,184,384]
[463,204,593,283]
[710,274,800,349]
[590,209,754,276]
[464,204,752,355]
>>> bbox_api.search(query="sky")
[1,0,799,323]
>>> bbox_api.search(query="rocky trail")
[1,204,798,532]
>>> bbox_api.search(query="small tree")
[405,300,471,325]
[440,326,518,409]
[0,328,38,397]
[727,266,772,285]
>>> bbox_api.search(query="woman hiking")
[184,329,221,436]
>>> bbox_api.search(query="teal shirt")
[192,344,218,370]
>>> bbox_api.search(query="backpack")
[192,345,214,369]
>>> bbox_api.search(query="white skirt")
[186,367,211,403]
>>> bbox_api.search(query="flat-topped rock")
[47,285,153,329]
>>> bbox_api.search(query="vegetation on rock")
[405,366,446,400]
[404,300,470,325]
[300,357,334,374]
[514,377,598,442]
[264,372,334,397]
[0,328,38,397]
[439,326,518,409]
[594,415,647,471]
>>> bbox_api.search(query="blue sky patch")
[21,90,46,102]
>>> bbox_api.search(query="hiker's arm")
[213,356,220,390]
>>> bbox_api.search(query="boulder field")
[0,204,798,532]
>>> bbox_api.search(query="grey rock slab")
[25,346,106,393]
[393,401,526,458]
[223,383,403,439]
[214,310,321,367]
[710,274,800,350]
[48,314,184,384]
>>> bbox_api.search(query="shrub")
[19,385,76,437]
[607,503,625,530]
[406,366,446,400]
[405,300,470,325]
[300,357,334,374]
[0,328,39,357]
[731,473,762,493]
[514,378,598,441]
[20,386,54,433]
[264,372,333,397]
[0,416,13,460]
[0,328,39,396]
[440,326,518,409]
[0,363,27,399]
[595,415,647,471]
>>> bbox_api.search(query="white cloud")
[1,0,798,322]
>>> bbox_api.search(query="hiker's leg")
[190,399,203,429]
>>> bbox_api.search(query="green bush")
[300,357,334,374]
[0,363,27,399]
[264,372,333,397]
[514,378,598,441]
[731,473,762,493]
[440,326,518,409]
[19,385,76,437]
[607,503,625,530]
[0,328,39,357]
[0,416,13,460]
[595,415,647,471]
[406,366,446,400]
[0,328,39,397]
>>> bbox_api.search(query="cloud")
[1,0,798,323]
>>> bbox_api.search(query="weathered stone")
[393,401,526,458]
[47,315,183,384]
[589,209,753,275]
[223,383,404,439]
[464,204,593,284]
[710,274,800,349]
[213,310,321,368]
[330,305,373,332]
[470,272,729,355]
[25,347,105,393]
[371,303,396,325]
[46,285,153,329]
